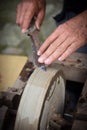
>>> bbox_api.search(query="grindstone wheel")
[15,66,65,130]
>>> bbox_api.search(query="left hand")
[16,0,46,32]
[38,10,87,65]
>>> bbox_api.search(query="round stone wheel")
[15,66,65,130]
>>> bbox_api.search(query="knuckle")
[68,48,73,54]
[50,43,55,50]
[22,21,29,28]
[44,50,50,57]
[49,44,54,50]
[59,23,71,34]
[57,47,63,53]
[58,24,63,30]
[24,15,29,20]
[58,23,66,30]
[51,53,57,60]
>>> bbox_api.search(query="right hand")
[38,10,87,64]
[16,0,46,33]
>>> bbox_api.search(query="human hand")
[38,10,87,65]
[16,0,46,33]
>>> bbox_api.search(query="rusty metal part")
[49,120,61,130]
[27,20,46,70]
[0,60,34,111]
[51,114,72,126]
[7,60,34,95]
[29,32,46,70]
[0,93,20,130]
[20,61,34,82]
[71,80,87,130]
[49,113,72,130]
[0,61,34,130]
[75,113,87,121]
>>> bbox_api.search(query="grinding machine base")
[0,52,87,130]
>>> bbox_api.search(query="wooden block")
[53,52,87,83]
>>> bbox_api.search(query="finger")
[43,34,76,65]
[58,41,80,61]
[58,33,86,61]
[38,32,68,63]
[35,9,45,30]
[43,40,71,65]
[21,5,35,32]
[37,25,65,55]
[19,1,28,27]
[16,3,22,25]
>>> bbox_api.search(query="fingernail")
[38,57,44,63]
[37,51,41,56]
[45,58,50,64]
[58,57,62,61]
[36,22,40,30]
[37,25,40,30]
[22,29,26,33]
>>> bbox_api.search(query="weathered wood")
[15,67,65,130]
[53,52,87,83]
[7,60,34,95]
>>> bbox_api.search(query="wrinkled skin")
[38,10,87,64]
[16,1,87,64]
[16,0,46,33]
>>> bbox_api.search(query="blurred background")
[0,0,63,57]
